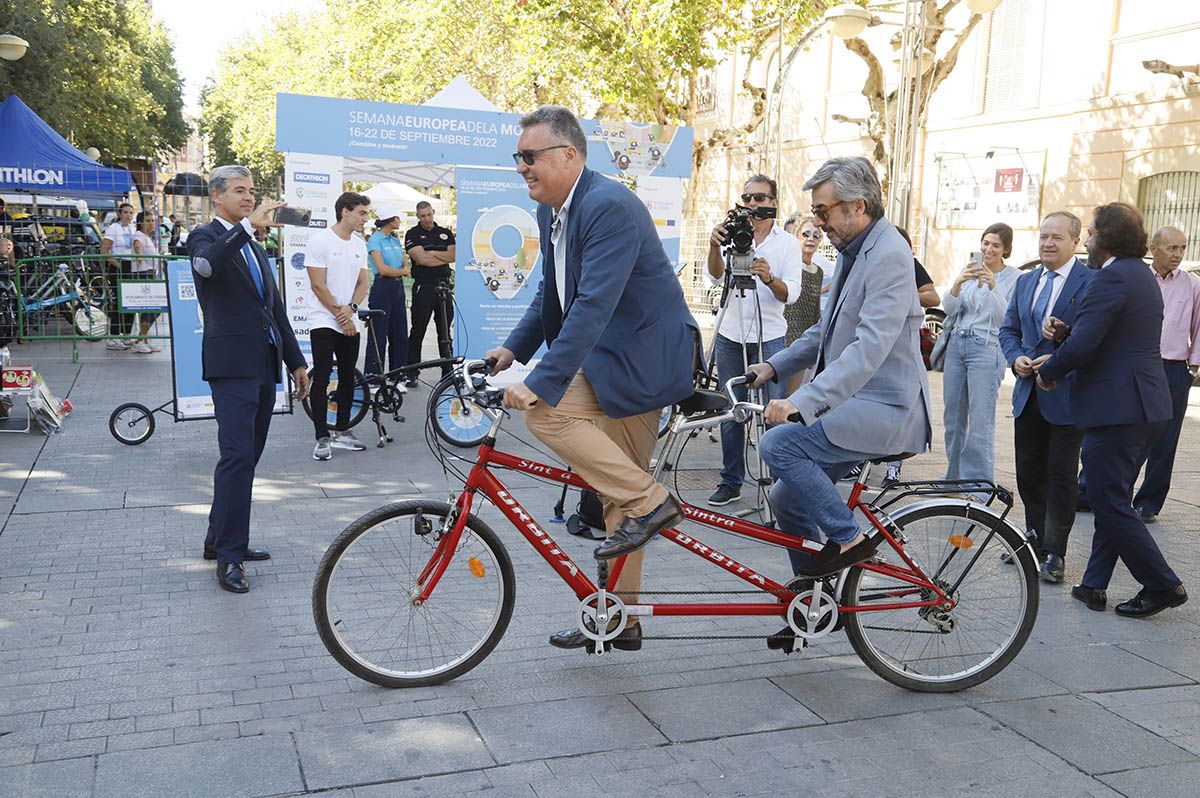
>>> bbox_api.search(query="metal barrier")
[1,253,178,362]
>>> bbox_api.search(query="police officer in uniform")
[404,200,456,384]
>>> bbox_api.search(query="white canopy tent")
[341,76,505,189]
[362,182,446,215]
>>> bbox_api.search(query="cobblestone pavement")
[2,339,1199,797]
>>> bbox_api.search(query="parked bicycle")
[1,258,107,340]
[313,361,1038,693]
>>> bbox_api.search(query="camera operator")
[704,175,804,507]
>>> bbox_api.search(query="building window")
[1138,171,1200,263]
[983,0,1030,111]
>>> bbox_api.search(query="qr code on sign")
[178,283,197,301]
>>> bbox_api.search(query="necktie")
[1032,270,1057,327]
[241,242,276,345]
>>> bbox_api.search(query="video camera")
[721,205,776,280]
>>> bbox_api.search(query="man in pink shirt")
[1134,226,1199,522]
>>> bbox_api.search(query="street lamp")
[0,33,29,61]
[824,4,875,39]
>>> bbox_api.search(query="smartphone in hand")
[273,206,312,227]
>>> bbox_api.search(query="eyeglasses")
[512,145,570,166]
[799,230,823,240]
[810,201,844,222]
[741,192,775,203]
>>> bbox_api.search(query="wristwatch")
[349,303,359,311]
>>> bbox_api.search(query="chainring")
[374,385,404,414]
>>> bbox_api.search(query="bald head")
[1150,226,1188,275]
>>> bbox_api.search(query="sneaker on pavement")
[707,484,741,506]
[331,431,367,451]
[131,342,153,354]
[838,463,863,483]
[313,437,333,460]
[148,342,163,352]
[105,339,129,350]
[884,463,902,483]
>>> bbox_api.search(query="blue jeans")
[715,333,786,488]
[760,421,875,573]
[942,330,1005,483]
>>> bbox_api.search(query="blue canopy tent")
[0,94,135,198]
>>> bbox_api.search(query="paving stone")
[469,695,666,763]
[94,733,303,798]
[1099,761,1200,798]
[627,679,821,742]
[772,665,965,722]
[979,695,1198,774]
[295,714,494,788]
[1015,642,1195,693]
[0,756,95,798]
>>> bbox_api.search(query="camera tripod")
[704,249,776,524]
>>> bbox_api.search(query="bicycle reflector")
[468,557,486,578]
[948,534,974,550]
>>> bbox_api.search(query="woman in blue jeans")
[941,223,1020,487]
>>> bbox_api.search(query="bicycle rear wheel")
[428,373,498,448]
[301,367,370,430]
[843,502,1038,692]
[313,500,515,688]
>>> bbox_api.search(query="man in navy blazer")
[188,165,308,594]
[999,211,1093,584]
[1036,203,1185,618]
[487,106,698,651]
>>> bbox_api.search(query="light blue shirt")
[367,230,406,276]
[943,264,1020,343]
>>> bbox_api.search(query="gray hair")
[208,164,252,194]
[1043,211,1082,239]
[519,106,588,158]
[802,157,885,219]
[1151,225,1187,247]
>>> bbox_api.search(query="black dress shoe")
[204,546,270,561]
[217,562,248,593]
[767,625,803,652]
[1040,553,1065,584]
[594,496,684,560]
[1071,584,1107,612]
[548,620,642,651]
[1136,506,1158,523]
[1115,586,1187,618]
[794,535,883,578]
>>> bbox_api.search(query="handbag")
[928,310,956,372]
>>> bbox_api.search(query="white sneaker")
[331,431,367,451]
[148,342,163,352]
[313,437,332,460]
[884,464,902,483]
[131,342,153,354]
[105,339,129,350]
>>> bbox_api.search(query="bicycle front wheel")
[313,500,515,688]
[428,374,498,448]
[301,367,369,430]
[843,502,1038,692]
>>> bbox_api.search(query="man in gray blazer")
[747,157,932,581]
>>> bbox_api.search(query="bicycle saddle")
[677,388,731,416]
[357,309,386,320]
[869,452,917,464]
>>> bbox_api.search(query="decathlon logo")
[1,166,64,186]
[293,172,330,184]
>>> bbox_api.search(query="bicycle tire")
[109,402,155,445]
[313,500,515,688]
[71,303,108,340]
[428,373,498,448]
[301,367,370,430]
[843,501,1038,693]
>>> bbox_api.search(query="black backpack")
[566,490,606,540]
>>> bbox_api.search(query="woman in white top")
[129,211,161,354]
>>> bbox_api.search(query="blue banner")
[455,167,547,382]
[276,93,694,180]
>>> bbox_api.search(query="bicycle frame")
[415,440,954,620]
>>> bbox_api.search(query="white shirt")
[131,231,158,274]
[305,228,368,334]
[550,170,585,312]
[712,222,805,343]
[1031,257,1078,325]
[103,221,136,256]
[811,250,836,309]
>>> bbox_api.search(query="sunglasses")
[811,201,845,222]
[741,192,775,203]
[512,145,569,166]
[799,230,823,240]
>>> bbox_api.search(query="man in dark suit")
[486,106,699,650]
[999,212,1093,584]
[188,165,309,594]
[1036,203,1186,618]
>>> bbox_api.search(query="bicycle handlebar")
[724,373,802,424]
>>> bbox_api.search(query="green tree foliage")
[198,0,821,181]
[0,0,187,159]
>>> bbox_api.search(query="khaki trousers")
[526,372,667,600]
